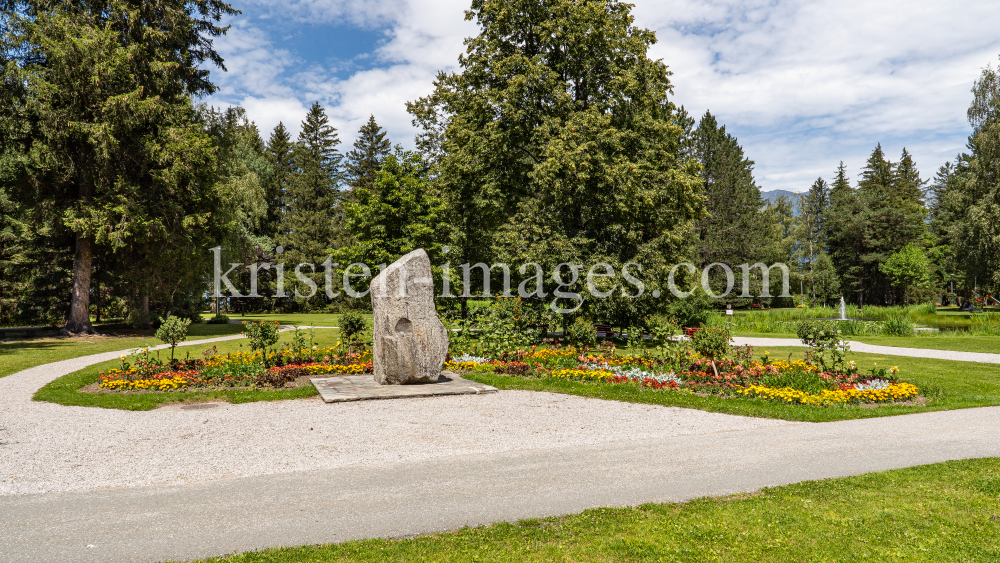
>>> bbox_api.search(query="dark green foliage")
[263,122,294,240]
[665,288,713,328]
[824,148,928,307]
[344,115,391,195]
[408,0,704,328]
[566,316,597,347]
[0,0,242,330]
[339,312,366,344]
[693,111,769,269]
[280,102,342,303]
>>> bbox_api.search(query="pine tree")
[264,122,294,240]
[281,102,342,301]
[345,115,391,195]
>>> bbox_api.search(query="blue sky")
[206,0,1000,193]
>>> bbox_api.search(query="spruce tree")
[0,1,236,332]
[345,115,391,194]
[796,178,831,305]
[825,162,866,306]
[264,122,294,240]
[281,102,342,301]
[693,111,769,270]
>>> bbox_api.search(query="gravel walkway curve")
[732,336,1000,363]
[0,334,792,496]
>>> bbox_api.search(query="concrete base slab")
[311,371,498,403]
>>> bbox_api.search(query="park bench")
[593,323,615,337]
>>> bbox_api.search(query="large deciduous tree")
[407,0,703,325]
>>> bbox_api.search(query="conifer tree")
[795,178,832,305]
[264,122,294,240]
[693,111,769,270]
[345,116,391,194]
[281,102,342,301]
[825,162,866,306]
[0,1,236,332]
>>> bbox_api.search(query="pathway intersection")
[1,331,998,562]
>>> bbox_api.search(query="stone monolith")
[370,249,449,384]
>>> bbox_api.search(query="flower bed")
[99,346,372,392]
[447,341,919,407]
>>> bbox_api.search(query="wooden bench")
[594,323,615,337]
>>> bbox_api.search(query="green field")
[189,458,1000,563]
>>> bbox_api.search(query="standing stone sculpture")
[370,249,449,385]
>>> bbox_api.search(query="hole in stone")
[395,318,412,335]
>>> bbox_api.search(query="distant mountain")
[759,189,798,204]
[759,189,801,215]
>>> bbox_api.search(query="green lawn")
[32,328,345,410]
[852,335,1000,354]
[465,346,1000,422]
[189,458,1000,562]
[728,331,1000,354]
[210,312,371,328]
[0,323,244,378]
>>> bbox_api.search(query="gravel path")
[732,336,1000,363]
[3,332,997,496]
[0,335,791,496]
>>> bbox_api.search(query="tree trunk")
[139,293,150,328]
[63,234,95,334]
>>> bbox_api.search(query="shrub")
[242,321,281,364]
[796,320,848,371]
[155,315,191,360]
[666,289,713,328]
[691,325,731,377]
[339,312,367,346]
[207,314,230,325]
[566,317,597,347]
[883,314,914,336]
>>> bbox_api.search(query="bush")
[155,315,191,360]
[207,314,230,325]
[666,289,713,328]
[883,315,914,336]
[796,320,847,372]
[242,321,281,363]
[339,312,367,350]
[566,317,597,347]
[691,325,731,363]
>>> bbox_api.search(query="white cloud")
[210,0,1000,191]
[239,96,311,138]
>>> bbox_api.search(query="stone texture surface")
[311,372,497,403]
[370,249,449,384]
